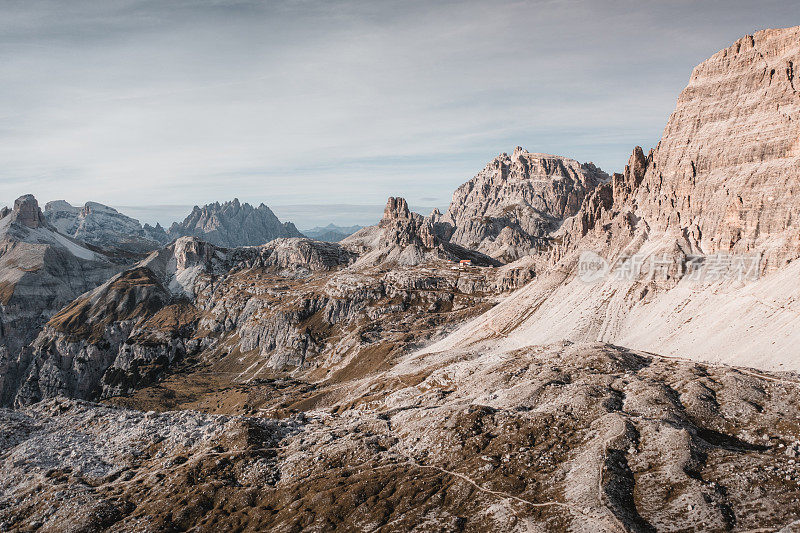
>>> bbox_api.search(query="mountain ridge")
[167,198,305,247]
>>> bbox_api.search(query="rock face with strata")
[44,200,168,254]
[379,197,437,249]
[631,27,800,272]
[3,25,800,533]
[5,232,503,406]
[168,198,303,248]
[11,195,46,229]
[8,236,232,405]
[441,147,608,262]
[342,197,501,267]
[426,26,800,372]
[0,195,122,405]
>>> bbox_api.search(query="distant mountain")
[44,200,168,253]
[167,199,303,247]
[0,195,121,385]
[302,223,363,242]
[439,147,609,263]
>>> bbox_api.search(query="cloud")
[1,0,798,224]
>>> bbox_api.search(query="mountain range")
[1,26,800,532]
[302,223,363,242]
[42,198,310,253]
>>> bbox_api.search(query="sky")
[1,0,799,228]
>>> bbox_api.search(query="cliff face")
[168,199,304,247]
[424,27,800,370]
[633,27,800,271]
[44,201,167,254]
[0,196,122,405]
[443,147,607,262]
[5,27,800,532]
[5,232,507,406]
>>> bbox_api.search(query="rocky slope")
[343,197,502,268]
[1,25,800,533]
[424,26,800,371]
[3,216,518,407]
[44,200,168,254]
[0,195,122,405]
[168,199,304,247]
[3,343,800,531]
[630,27,800,272]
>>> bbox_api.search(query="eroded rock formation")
[168,199,304,247]
[442,147,608,262]
[44,200,167,254]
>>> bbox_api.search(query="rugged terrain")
[44,200,168,254]
[1,25,800,533]
[425,26,800,371]
[3,343,800,532]
[0,196,123,405]
[3,193,537,407]
[440,148,608,263]
[167,198,304,248]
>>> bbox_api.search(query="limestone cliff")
[425,27,800,370]
[44,200,167,254]
[442,147,608,262]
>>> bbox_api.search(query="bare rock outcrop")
[44,200,167,253]
[379,197,438,249]
[564,27,800,268]
[632,27,800,271]
[442,147,608,262]
[0,195,122,405]
[343,197,500,267]
[168,198,304,248]
[428,26,800,371]
[10,195,46,229]
[4,343,800,531]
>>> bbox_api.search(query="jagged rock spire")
[12,194,45,229]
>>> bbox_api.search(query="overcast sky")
[2,0,799,227]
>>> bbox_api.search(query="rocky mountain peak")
[627,25,800,271]
[378,197,436,249]
[168,199,303,248]
[380,197,412,224]
[611,145,652,205]
[442,149,608,261]
[172,236,218,271]
[43,200,167,253]
[11,194,46,229]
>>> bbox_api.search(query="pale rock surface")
[168,198,303,247]
[342,197,501,267]
[442,147,608,262]
[628,27,800,271]
[0,195,121,404]
[3,343,800,531]
[423,26,800,371]
[44,200,167,253]
[2,27,800,532]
